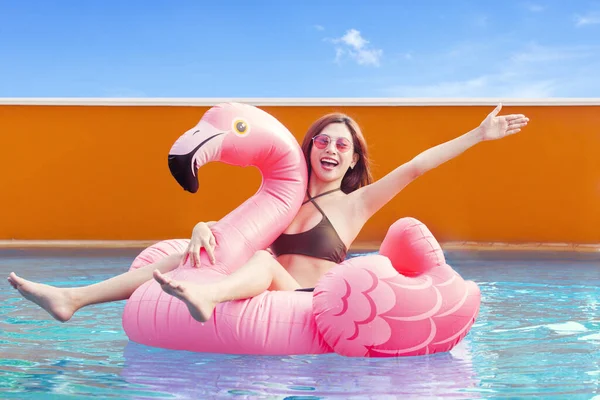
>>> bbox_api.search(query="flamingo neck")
[210,143,307,271]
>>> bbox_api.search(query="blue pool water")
[1,248,599,399]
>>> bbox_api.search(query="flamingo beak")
[168,130,225,193]
[168,152,199,193]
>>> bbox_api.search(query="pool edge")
[1,240,599,253]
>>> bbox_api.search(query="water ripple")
[1,249,599,399]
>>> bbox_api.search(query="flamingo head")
[168,102,297,193]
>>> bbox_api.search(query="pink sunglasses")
[312,134,353,153]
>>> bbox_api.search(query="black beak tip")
[168,154,199,194]
[186,181,199,194]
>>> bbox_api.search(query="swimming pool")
[1,248,598,399]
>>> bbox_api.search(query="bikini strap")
[302,188,341,215]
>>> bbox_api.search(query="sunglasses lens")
[313,135,352,153]
[313,135,329,149]
[336,138,352,152]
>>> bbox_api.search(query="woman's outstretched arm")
[353,104,529,220]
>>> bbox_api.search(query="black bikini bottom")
[295,288,315,292]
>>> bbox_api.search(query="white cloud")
[330,29,383,67]
[382,42,600,98]
[575,12,600,26]
[339,29,368,49]
[354,48,384,66]
[334,47,344,64]
[510,43,594,63]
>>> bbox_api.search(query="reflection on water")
[120,340,477,399]
[1,248,599,399]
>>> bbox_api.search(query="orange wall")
[1,102,599,244]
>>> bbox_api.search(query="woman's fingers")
[206,244,216,264]
[198,239,216,264]
[192,245,201,267]
[182,242,195,266]
[185,236,217,267]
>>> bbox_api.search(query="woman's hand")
[184,222,216,267]
[479,104,529,141]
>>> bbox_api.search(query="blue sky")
[1,0,599,98]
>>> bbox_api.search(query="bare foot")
[7,272,77,322]
[153,270,217,322]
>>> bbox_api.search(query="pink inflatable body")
[122,103,481,357]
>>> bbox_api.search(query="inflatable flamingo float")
[122,103,481,357]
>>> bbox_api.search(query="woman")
[8,104,528,324]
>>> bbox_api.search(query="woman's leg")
[7,253,183,322]
[153,250,300,322]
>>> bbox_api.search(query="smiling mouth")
[320,159,339,168]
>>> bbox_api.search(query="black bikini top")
[269,188,348,263]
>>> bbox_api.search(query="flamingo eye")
[233,119,249,135]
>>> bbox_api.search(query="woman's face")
[309,123,358,185]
